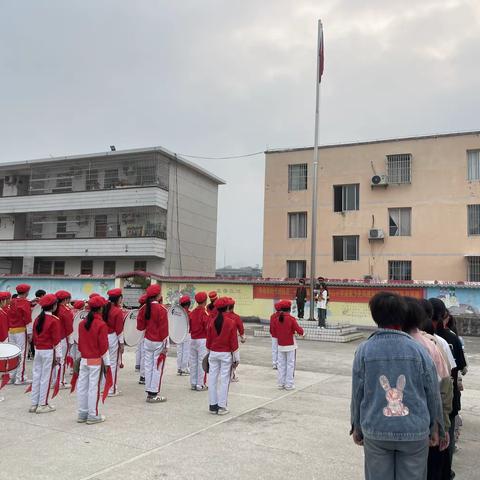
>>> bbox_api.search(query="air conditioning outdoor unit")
[371,174,388,187]
[368,228,385,240]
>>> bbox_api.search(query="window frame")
[387,154,412,184]
[468,204,480,236]
[467,257,480,281]
[467,150,480,181]
[333,184,360,212]
[288,164,308,192]
[80,260,94,275]
[53,260,65,275]
[332,235,359,262]
[103,260,116,275]
[388,207,412,236]
[388,260,412,281]
[134,260,147,272]
[288,211,307,239]
[286,260,307,279]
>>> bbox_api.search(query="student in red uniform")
[136,284,169,403]
[30,294,62,414]
[189,291,210,391]
[206,297,239,415]
[207,291,218,316]
[0,292,11,342]
[177,295,191,376]
[7,284,32,385]
[270,302,281,370]
[77,295,110,424]
[226,297,245,383]
[276,300,304,390]
[54,290,74,388]
[102,288,125,397]
[136,293,147,381]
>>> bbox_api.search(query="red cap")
[208,291,218,300]
[214,297,230,309]
[38,294,58,308]
[274,301,281,311]
[0,291,11,301]
[227,297,235,306]
[107,288,122,297]
[89,293,101,299]
[55,290,71,301]
[278,300,292,310]
[73,300,85,310]
[146,284,161,298]
[179,295,190,305]
[16,283,31,294]
[138,294,147,305]
[88,296,106,309]
[195,291,208,303]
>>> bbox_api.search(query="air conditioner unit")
[369,228,385,240]
[371,174,388,186]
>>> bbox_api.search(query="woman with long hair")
[30,294,61,414]
[102,288,125,397]
[276,300,304,390]
[136,284,169,403]
[206,297,239,415]
[53,290,74,389]
[77,295,110,424]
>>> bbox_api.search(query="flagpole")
[309,19,322,321]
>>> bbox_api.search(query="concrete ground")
[1,335,480,480]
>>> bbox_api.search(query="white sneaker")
[87,415,106,424]
[107,390,122,397]
[272,365,278,370]
[28,405,38,413]
[36,404,56,414]
[196,385,208,391]
[277,385,285,389]
[285,385,296,391]
[59,383,71,390]
[217,407,229,415]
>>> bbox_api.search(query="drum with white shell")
[168,305,189,344]
[123,309,142,347]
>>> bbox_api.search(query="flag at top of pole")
[318,20,325,82]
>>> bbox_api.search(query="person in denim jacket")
[350,292,444,480]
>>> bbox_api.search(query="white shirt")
[434,334,457,370]
[316,290,328,309]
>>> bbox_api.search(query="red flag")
[51,366,61,398]
[70,372,78,393]
[65,355,74,369]
[0,374,10,390]
[102,366,113,403]
[318,21,324,82]
[24,383,32,394]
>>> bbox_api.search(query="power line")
[177,151,264,160]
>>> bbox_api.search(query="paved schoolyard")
[1,335,479,479]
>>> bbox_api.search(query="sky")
[1,0,479,268]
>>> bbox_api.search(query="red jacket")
[78,313,109,359]
[269,312,279,338]
[7,297,31,329]
[0,308,8,342]
[136,302,169,342]
[105,304,125,336]
[206,313,239,353]
[56,304,74,340]
[230,311,244,336]
[189,306,210,339]
[276,313,304,347]
[33,314,61,350]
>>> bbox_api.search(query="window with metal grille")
[468,205,480,235]
[103,261,116,275]
[53,261,65,275]
[287,260,306,278]
[387,154,411,184]
[333,236,359,261]
[467,257,480,281]
[288,164,308,191]
[333,184,359,212]
[288,212,307,238]
[34,259,52,275]
[388,260,412,281]
[134,260,147,272]
[389,208,411,236]
[467,150,480,181]
[80,260,93,275]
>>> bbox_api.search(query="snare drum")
[124,310,142,347]
[0,343,22,373]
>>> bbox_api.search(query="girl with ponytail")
[31,294,61,414]
[206,297,240,415]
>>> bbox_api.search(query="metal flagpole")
[309,20,323,321]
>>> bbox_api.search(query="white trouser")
[271,337,278,367]
[136,339,145,376]
[8,331,28,383]
[70,343,80,362]
[144,338,167,394]
[107,333,120,395]
[53,338,68,386]
[77,359,102,419]
[208,351,232,408]
[190,338,207,387]
[176,334,191,371]
[277,349,296,388]
[31,349,55,407]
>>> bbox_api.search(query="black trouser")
[318,308,326,327]
[448,412,456,475]
[427,446,450,480]
[297,301,305,319]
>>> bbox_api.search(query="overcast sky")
[1,1,479,268]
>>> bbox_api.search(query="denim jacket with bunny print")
[350,329,444,441]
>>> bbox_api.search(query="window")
[389,208,411,236]
[34,259,52,275]
[333,236,359,261]
[54,173,72,192]
[53,261,65,275]
[86,169,99,191]
[467,150,480,181]
[467,257,480,281]
[333,184,359,212]
[134,260,147,271]
[287,260,306,278]
[468,205,480,235]
[388,260,412,281]
[288,164,308,191]
[288,212,307,238]
[387,154,411,184]
[56,216,67,238]
[80,260,93,275]
[104,169,119,189]
[103,261,116,275]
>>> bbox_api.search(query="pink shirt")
[410,330,450,380]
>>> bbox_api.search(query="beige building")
[263,131,480,282]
